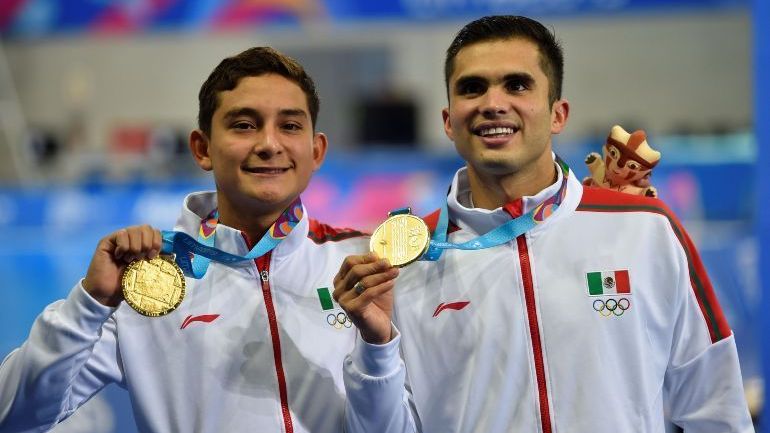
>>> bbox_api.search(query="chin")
[475,157,521,174]
[245,190,293,207]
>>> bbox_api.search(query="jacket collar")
[447,156,582,236]
[174,191,309,263]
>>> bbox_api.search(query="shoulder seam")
[576,203,668,214]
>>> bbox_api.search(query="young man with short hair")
[0,47,389,433]
[337,16,754,433]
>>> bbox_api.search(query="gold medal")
[121,256,186,317]
[370,212,430,267]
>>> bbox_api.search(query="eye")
[456,80,486,96]
[608,146,619,158]
[505,79,527,93]
[627,161,640,170]
[232,121,255,130]
[283,122,304,132]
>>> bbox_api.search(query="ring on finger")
[353,281,366,295]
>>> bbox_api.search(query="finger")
[358,266,399,293]
[333,257,355,288]
[113,229,130,261]
[138,225,152,258]
[340,258,394,294]
[334,253,377,286]
[139,225,160,260]
[332,256,377,302]
[336,266,398,305]
[126,226,144,260]
[332,278,347,302]
[339,277,396,310]
[354,278,396,305]
[151,228,162,259]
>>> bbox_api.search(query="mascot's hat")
[608,125,661,166]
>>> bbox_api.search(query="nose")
[253,126,282,159]
[480,87,508,118]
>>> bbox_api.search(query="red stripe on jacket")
[577,186,731,343]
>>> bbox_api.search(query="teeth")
[479,127,515,137]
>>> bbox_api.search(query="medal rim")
[121,256,186,317]
[370,213,430,267]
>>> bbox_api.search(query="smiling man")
[0,47,379,433]
[335,16,754,433]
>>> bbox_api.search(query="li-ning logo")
[327,311,353,329]
[603,277,615,289]
[432,301,470,317]
[592,298,631,317]
[180,314,220,329]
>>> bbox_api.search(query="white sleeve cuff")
[57,280,117,332]
[351,325,402,377]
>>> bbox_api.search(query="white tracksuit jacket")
[344,164,754,433]
[0,191,370,433]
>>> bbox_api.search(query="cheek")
[452,140,474,162]
[450,104,472,125]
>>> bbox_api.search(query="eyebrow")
[222,107,259,123]
[278,108,308,119]
[222,107,309,122]
[453,72,536,92]
[503,72,535,87]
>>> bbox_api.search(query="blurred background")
[0,0,766,432]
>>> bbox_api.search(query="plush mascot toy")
[583,125,661,197]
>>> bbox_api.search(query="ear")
[550,99,570,134]
[442,107,454,141]
[189,129,213,171]
[311,132,328,171]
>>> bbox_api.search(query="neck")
[216,200,289,245]
[467,156,557,210]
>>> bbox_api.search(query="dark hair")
[445,15,564,105]
[198,47,320,136]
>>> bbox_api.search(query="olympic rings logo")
[327,311,353,329]
[592,297,631,317]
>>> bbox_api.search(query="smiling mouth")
[243,167,290,174]
[473,126,519,138]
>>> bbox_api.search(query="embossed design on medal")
[370,213,430,267]
[121,256,186,317]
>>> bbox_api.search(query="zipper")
[517,234,552,433]
[256,252,294,433]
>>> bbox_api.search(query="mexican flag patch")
[586,270,630,296]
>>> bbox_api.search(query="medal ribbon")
[421,157,570,261]
[160,197,304,279]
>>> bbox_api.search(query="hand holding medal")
[82,225,174,314]
[331,208,430,344]
[94,199,305,317]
